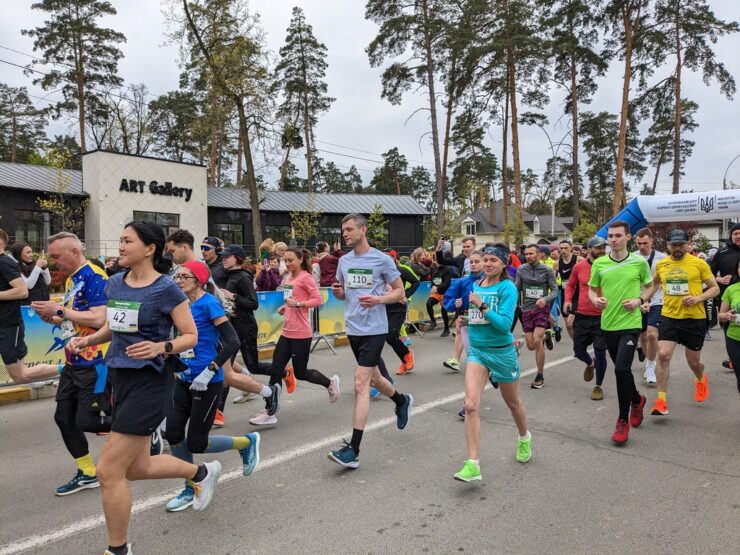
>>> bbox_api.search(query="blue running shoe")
[240,432,261,476]
[55,470,100,496]
[370,387,380,398]
[328,441,359,469]
[395,393,414,430]
[165,483,194,512]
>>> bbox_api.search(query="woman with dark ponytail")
[248,247,340,426]
[69,221,221,555]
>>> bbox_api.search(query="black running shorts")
[658,316,706,351]
[109,366,167,436]
[0,322,27,365]
[348,334,387,368]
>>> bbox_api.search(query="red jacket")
[565,258,601,317]
[317,250,344,287]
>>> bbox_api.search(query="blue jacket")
[443,272,482,314]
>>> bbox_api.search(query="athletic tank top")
[557,255,578,284]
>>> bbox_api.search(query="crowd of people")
[1,217,740,554]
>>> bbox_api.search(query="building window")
[533,217,540,235]
[463,221,476,236]
[214,223,243,246]
[263,224,292,245]
[14,209,49,251]
[133,211,181,238]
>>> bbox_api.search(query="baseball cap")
[666,229,689,244]
[222,245,246,259]
[384,248,398,259]
[201,236,221,248]
[586,236,607,248]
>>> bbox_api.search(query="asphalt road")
[1,327,739,554]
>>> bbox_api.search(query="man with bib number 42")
[639,229,718,417]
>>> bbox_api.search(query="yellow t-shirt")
[655,255,713,320]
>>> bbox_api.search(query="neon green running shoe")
[453,460,481,483]
[516,433,532,463]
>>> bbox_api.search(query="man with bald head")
[31,231,113,496]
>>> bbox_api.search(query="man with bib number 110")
[639,228,718,417]
[328,213,414,469]
[515,245,558,390]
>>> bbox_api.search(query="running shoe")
[453,460,481,483]
[402,336,412,347]
[103,543,132,555]
[328,441,359,469]
[440,329,450,337]
[514,339,522,356]
[54,470,100,496]
[583,364,595,382]
[458,407,465,419]
[443,357,460,371]
[240,432,261,476]
[544,331,553,351]
[694,373,709,403]
[192,461,222,511]
[165,484,194,512]
[645,362,657,384]
[370,387,380,399]
[233,392,257,404]
[591,385,603,401]
[651,397,669,416]
[396,362,410,376]
[629,394,646,428]
[636,345,646,362]
[213,409,224,428]
[516,433,532,463]
[284,366,296,394]
[705,330,712,341]
[150,428,164,456]
[404,350,415,371]
[554,326,562,343]
[722,360,733,370]
[612,419,630,445]
[249,409,278,426]
[427,321,438,331]
[266,383,281,416]
[328,375,341,403]
[530,375,544,389]
[395,393,414,430]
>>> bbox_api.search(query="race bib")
[525,287,544,299]
[60,320,77,340]
[468,307,486,325]
[433,277,442,286]
[282,285,293,300]
[347,268,373,289]
[107,300,141,333]
[181,348,195,359]
[666,279,689,296]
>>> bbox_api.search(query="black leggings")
[270,335,330,389]
[54,399,111,459]
[165,378,222,454]
[386,310,410,362]
[603,329,642,420]
[723,335,740,393]
[426,297,449,330]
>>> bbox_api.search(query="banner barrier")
[2,282,442,383]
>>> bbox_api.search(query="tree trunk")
[672,8,682,194]
[298,29,313,193]
[11,115,17,163]
[72,4,86,153]
[420,0,445,236]
[568,16,580,226]
[613,3,636,216]
[236,133,243,188]
[651,146,667,195]
[441,56,457,193]
[502,92,510,242]
[236,99,263,250]
[508,56,523,218]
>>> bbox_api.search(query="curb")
[0,383,57,405]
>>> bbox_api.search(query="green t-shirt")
[588,252,652,331]
[721,282,740,341]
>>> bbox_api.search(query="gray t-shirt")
[104,272,187,371]
[336,247,401,336]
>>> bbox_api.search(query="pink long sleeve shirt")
[280,271,323,339]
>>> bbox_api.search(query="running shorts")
[56,364,111,414]
[641,305,663,332]
[658,316,706,351]
[573,313,607,352]
[348,334,387,367]
[522,306,550,333]
[109,366,167,436]
[467,344,520,384]
[0,322,27,365]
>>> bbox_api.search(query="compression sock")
[658,391,666,401]
[106,543,128,555]
[260,385,272,397]
[206,435,249,453]
[170,442,194,464]
[350,428,363,453]
[192,464,207,483]
[75,454,96,477]
[390,391,406,407]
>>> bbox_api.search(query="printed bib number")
[525,287,544,299]
[666,280,689,296]
[433,277,442,286]
[282,285,293,300]
[468,307,486,325]
[60,320,77,340]
[181,348,195,359]
[734,314,740,326]
[347,268,373,289]
[107,300,141,333]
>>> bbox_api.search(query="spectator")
[258,238,275,263]
[10,242,50,303]
[314,240,344,287]
[408,247,431,281]
[256,254,282,291]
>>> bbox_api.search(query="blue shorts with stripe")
[467,344,521,383]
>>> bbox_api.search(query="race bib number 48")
[107,300,141,333]
[666,280,689,296]
[347,268,373,289]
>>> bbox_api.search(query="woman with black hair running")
[249,247,340,426]
[70,221,221,555]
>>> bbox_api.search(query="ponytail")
[124,220,171,274]
[287,247,312,273]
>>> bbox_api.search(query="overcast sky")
[2,0,739,196]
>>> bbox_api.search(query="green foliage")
[148,90,206,162]
[571,220,598,245]
[505,212,530,247]
[36,148,88,236]
[370,147,410,195]
[366,203,388,248]
[290,194,322,246]
[693,233,712,253]
[0,83,47,163]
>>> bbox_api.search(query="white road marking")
[0,354,575,555]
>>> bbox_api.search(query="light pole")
[721,154,740,240]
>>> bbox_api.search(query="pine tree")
[23,0,126,153]
[148,90,207,163]
[274,7,334,193]
[0,83,47,163]
[370,147,410,195]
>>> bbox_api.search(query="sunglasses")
[200,245,214,251]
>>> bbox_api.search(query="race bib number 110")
[347,268,373,289]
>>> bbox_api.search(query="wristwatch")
[164,341,174,354]
[479,303,489,311]
[56,307,65,318]
[207,362,218,372]
[296,300,302,308]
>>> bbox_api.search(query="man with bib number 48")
[639,229,718,417]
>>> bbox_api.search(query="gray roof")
[465,200,572,234]
[0,161,85,196]
[207,188,429,215]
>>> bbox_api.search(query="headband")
[483,246,510,264]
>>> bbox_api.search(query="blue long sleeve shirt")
[468,279,517,347]
[442,272,482,314]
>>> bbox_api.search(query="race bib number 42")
[666,280,689,296]
[347,268,373,289]
[107,300,141,333]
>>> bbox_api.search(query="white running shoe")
[233,392,257,404]
[645,361,657,384]
[192,461,221,511]
[328,375,341,403]
[249,409,278,426]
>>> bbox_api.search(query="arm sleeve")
[442,279,460,312]
[401,267,419,299]
[212,320,240,367]
[234,274,259,310]
[483,283,516,333]
[42,268,51,286]
[24,266,42,288]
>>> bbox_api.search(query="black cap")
[222,245,246,259]
[202,236,221,248]
[666,229,689,244]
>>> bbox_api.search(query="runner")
[717,260,740,394]
[552,240,580,340]
[69,221,221,555]
[426,257,453,336]
[639,229,717,416]
[163,260,260,512]
[515,244,558,389]
[28,232,113,495]
[453,244,531,483]
[539,245,562,343]
[385,250,419,375]
[564,236,609,400]
[588,220,650,445]
[633,228,666,385]
[249,247,339,426]
[710,223,740,370]
[328,213,413,469]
